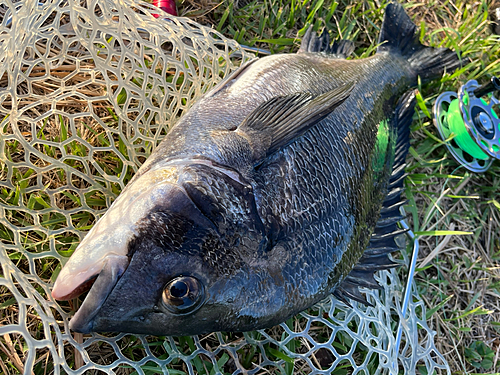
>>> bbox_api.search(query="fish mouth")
[68,255,129,333]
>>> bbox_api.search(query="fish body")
[52,3,461,335]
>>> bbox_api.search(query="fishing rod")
[433,76,500,172]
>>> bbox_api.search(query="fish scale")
[231,54,405,315]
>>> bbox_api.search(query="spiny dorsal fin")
[237,82,353,165]
[299,26,355,58]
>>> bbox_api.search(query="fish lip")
[69,255,129,334]
[52,274,98,301]
[52,261,106,301]
[69,313,94,334]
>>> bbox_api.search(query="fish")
[51,2,462,335]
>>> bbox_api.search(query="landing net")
[0,0,449,373]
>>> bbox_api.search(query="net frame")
[0,0,450,373]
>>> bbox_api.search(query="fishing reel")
[433,77,500,172]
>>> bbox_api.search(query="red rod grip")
[153,0,177,17]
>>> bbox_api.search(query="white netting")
[0,0,449,373]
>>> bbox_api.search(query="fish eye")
[161,276,204,314]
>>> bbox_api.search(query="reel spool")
[433,77,500,172]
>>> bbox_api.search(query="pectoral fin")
[236,82,354,164]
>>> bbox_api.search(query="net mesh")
[0,0,449,373]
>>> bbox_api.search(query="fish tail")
[377,2,465,83]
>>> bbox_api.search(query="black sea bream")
[52,2,462,335]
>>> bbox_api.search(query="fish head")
[70,228,275,336]
[52,160,284,335]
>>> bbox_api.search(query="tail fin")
[378,2,464,83]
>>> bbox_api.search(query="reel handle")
[473,76,500,98]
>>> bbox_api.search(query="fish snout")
[68,255,129,333]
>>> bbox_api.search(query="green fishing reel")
[434,77,500,172]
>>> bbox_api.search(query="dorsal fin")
[335,91,417,306]
[236,82,354,165]
[299,27,355,58]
